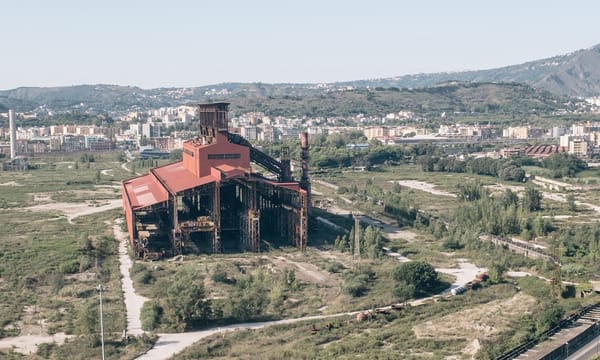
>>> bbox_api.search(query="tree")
[487,264,506,284]
[501,189,519,209]
[393,283,416,303]
[522,186,542,212]
[362,225,383,259]
[164,269,211,330]
[392,261,439,295]
[457,181,484,202]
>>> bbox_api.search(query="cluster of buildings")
[363,122,600,159]
[0,121,114,156]
[3,103,600,161]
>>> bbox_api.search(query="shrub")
[133,270,154,285]
[59,260,80,274]
[36,342,57,357]
[211,265,230,284]
[326,261,345,273]
[342,271,371,297]
[392,261,439,296]
[141,301,163,331]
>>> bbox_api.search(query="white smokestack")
[9,109,16,159]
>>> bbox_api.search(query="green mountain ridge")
[340,44,600,97]
[0,44,598,114]
[0,82,581,119]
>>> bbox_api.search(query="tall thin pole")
[97,284,105,360]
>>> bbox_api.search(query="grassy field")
[0,152,153,359]
[172,284,539,360]
[2,154,599,359]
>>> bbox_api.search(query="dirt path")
[382,247,411,263]
[136,311,362,360]
[114,220,149,336]
[313,179,338,191]
[100,169,114,177]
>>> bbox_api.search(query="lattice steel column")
[213,182,222,253]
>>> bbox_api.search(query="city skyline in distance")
[2,0,599,90]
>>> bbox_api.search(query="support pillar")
[172,195,182,255]
[213,181,222,253]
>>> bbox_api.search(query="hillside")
[213,82,578,118]
[341,44,600,97]
[0,82,580,119]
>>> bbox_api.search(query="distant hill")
[0,82,581,119]
[223,82,578,118]
[340,44,600,97]
[3,43,600,114]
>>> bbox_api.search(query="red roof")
[215,164,249,180]
[123,174,169,210]
[152,162,217,194]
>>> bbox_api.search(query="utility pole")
[96,284,106,360]
[352,212,361,270]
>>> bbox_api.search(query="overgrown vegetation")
[0,153,150,359]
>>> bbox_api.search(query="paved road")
[114,221,149,336]
[136,312,360,360]
[567,334,600,360]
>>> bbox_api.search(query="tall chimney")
[9,109,16,159]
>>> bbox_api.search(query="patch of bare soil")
[32,193,52,202]
[24,199,122,223]
[382,227,417,241]
[413,293,536,354]
[65,271,97,282]
[0,306,73,354]
[272,256,340,302]
[315,250,352,268]
[484,184,525,195]
[391,180,457,197]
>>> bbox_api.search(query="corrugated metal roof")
[153,162,217,193]
[123,174,169,210]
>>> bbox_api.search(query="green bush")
[133,270,154,285]
[36,342,56,357]
[59,260,80,274]
[326,261,346,273]
[342,271,371,297]
[141,301,163,331]
[211,265,230,284]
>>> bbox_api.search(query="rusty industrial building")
[122,103,310,259]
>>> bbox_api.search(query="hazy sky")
[2,0,599,89]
